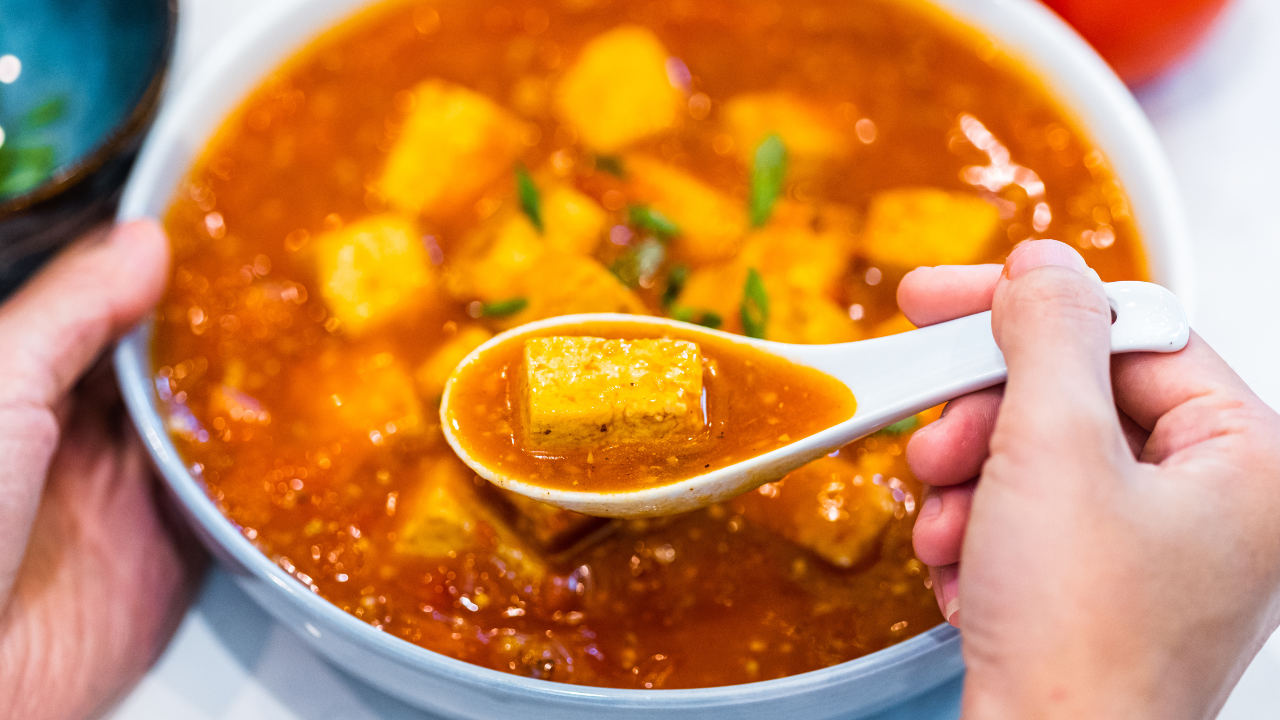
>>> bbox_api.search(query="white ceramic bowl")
[114,0,1194,717]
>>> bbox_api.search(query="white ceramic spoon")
[441,281,1189,518]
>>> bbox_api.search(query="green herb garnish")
[628,204,680,239]
[0,144,56,197]
[480,297,529,317]
[749,134,787,228]
[672,306,723,329]
[24,96,68,130]
[661,265,689,308]
[0,91,70,199]
[740,267,769,339]
[594,155,625,177]
[514,164,543,232]
[879,415,921,435]
[697,311,723,329]
[610,237,666,289]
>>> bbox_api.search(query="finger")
[1111,333,1246,432]
[929,563,960,628]
[913,480,976,567]
[1118,408,1150,460]
[987,240,1129,478]
[0,220,170,604]
[907,387,1003,486]
[897,264,1002,327]
[1108,331,1275,468]
[0,220,170,409]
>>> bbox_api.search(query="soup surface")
[153,0,1147,689]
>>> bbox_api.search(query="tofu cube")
[450,183,608,302]
[415,325,493,401]
[456,213,545,302]
[625,155,748,265]
[397,457,546,582]
[862,188,1000,268]
[522,337,703,447]
[501,252,649,328]
[673,262,745,331]
[555,26,683,152]
[722,92,846,166]
[676,263,859,344]
[379,80,527,218]
[739,222,852,298]
[543,184,607,256]
[766,284,861,345]
[448,212,647,327]
[314,214,433,335]
[737,456,896,569]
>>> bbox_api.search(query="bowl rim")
[0,0,179,216]
[114,0,1193,706]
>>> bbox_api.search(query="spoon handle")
[772,281,1189,443]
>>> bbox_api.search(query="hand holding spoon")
[441,281,1188,518]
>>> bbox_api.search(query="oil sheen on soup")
[153,0,1148,689]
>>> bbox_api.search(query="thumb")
[987,240,1128,481]
[0,219,170,603]
[0,220,170,410]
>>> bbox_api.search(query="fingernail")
[1004,239,1089,280]
[941,576,960,626]
[935,565,960,626]
[919,493,942,521]
[945,599,960,627]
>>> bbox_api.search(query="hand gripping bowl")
[113,0,1194,717]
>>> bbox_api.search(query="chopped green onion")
[480,297,529,317]
[879,415,920,435]
[661,265,689,308]
[0,144,56,197]
[698,311,724,329]
[610,237,665,289]
[594,155,625,177]
[740,267,769,339]
[628,204,680,239]
[24,96,68,129]
[749,134,787,228]
[514,164,543,232]
[671,306,723,329]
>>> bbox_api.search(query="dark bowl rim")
[0,0,179,217]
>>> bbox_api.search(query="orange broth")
[152,0,1148,690]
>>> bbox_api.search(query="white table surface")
[106,0,1280,717]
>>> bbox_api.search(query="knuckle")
[1008,270,1110,323]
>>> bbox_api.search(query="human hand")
[899,240,1280,719]
[0,222,201,720]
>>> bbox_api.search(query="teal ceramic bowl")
[0,0,176,297]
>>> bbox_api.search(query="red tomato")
[1041,0,1232,86]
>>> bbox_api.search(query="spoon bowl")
[443,281,1188,518]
